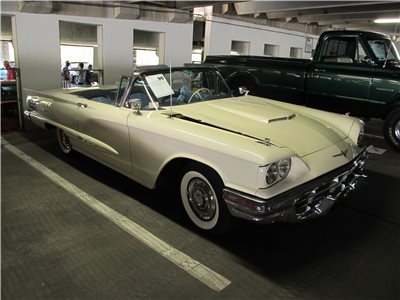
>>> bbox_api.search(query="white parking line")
[2,138,231,292]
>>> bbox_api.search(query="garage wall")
[204,16,318,59]
[3,10,193,92]
[12,13,60,91]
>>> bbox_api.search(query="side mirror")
[361,57,376,66]
[238,86,249,96]
[128,99,142,115]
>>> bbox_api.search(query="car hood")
[171,96,348,157]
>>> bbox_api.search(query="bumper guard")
[223,148,368,224]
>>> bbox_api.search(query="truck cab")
[307,31,400,118]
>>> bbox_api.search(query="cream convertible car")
[25,65,367,234]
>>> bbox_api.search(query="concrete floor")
[2,119,400,299]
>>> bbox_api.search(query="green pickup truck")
[204,30,400,152]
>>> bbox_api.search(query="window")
[191,51,202,64]
[290,47,302,58]
[60,45,94,66]
[59,21,98,66]
[320,36,357,62]
[0,41,15,80]
[133,49,159,66]
[59,21,101,86]
[133,30,165,67]
[367,38,400,61]
[356,42,368,62]
[264,44,279,57]
[231,41,250,55]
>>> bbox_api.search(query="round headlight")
[278,158,291,179]
[266,163,278,185]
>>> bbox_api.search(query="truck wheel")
[179,162,234,234]
[57,128,73,155]
[383,107,400,153]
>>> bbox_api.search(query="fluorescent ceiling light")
[374,18,400,24]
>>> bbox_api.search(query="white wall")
[204,16,318,59]
[2,9,193,92]
[14,13,62,91]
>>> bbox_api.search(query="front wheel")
[383,107,400,153]
[57,128,73,154]
[179,163,234,234]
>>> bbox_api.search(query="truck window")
[321,36,357,63]
[367,39,400,62]
[356,41,368,63]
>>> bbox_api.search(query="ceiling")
[8,1,400,37]
[129,1,400,36]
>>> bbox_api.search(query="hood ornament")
[333,149,348,158]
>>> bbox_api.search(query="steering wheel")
[187,88,212,103]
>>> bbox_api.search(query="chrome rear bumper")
[223,148,368,224]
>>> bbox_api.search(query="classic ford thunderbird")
[24,65,367,234]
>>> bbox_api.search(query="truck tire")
[179,162,234,234]
[383,107,400,153]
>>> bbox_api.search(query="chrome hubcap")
[61,132,71,149]
[187,178,216,221]
[395,120,400,140]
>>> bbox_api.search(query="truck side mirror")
[361,57,377,66]
[238,86,249,96]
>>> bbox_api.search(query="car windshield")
[367,38,400,62]
[126,68,232,110]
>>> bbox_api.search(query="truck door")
[306,35,373,117]
[366,38,400,118]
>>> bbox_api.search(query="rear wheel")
[383,107,400,153]
[179,163,234,234]
[57,128,73,154]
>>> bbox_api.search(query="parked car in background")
[205,30,400,152]
[24,65,367,234]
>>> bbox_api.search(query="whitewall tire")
[179,163,233,234]
[57,128,73,154]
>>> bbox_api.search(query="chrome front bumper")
[223,148,368,224]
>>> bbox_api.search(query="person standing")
[61,60,71,88]
[4,60,16,80]
[77,62,85,85]
[84,64,93,86]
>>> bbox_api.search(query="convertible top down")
[24,65,367,234]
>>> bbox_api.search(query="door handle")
[314,69,326,72]
[77,102,88,108]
